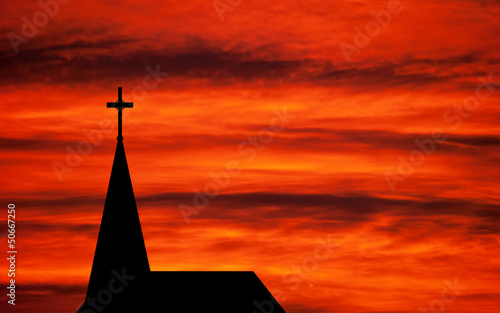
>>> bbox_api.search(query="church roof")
[81,271,286,312]
[85,139,150,299]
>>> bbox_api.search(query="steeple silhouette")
[77,88,287,313]
[85,87,148,299]
[85,142,150,298]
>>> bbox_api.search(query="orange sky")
[1,0,499,312]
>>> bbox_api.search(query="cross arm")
[107,102,134,108]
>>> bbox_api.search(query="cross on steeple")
[107,87,133,141]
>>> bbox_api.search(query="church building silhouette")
[76,88,287,313]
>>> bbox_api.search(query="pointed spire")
[86,98,148,299]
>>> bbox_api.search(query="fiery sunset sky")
[1,0,500,312]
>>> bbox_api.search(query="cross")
[107,87,133,141]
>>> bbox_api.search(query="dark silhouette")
[106,87,133,141]
[76,88,287,313]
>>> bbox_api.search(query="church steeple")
[85,88,149,299]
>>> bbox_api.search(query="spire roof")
[85,128,149,299]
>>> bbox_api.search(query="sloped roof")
[81,271,286,312]
[85,140,150,299]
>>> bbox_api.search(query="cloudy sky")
[1,0,499,312]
